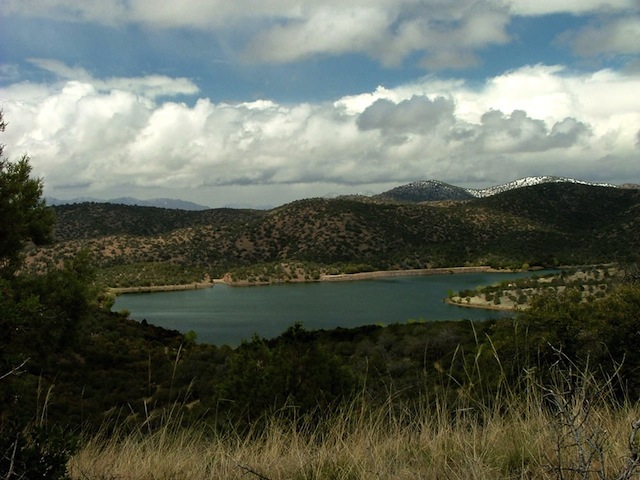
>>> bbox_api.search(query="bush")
[0,425,77,480]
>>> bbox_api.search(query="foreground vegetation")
[69,372,640,480]
[4,281,639,479]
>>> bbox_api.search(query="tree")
[0,112,77,480]
[0,111,55,278]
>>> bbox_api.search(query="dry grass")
[69,383,640,480]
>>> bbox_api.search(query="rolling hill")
[25,182,640,285]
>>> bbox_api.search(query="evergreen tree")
[0,112,76,480]
[0,111,55,278]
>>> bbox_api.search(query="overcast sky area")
[1,1,639,208]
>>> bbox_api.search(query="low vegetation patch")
[449,265,623,310]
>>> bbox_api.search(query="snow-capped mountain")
[467,176,617,198]
[376,176,618,203]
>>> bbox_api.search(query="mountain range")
[373,176,620,203]
[46,176,627,211]
[27,180,640,287]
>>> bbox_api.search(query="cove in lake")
[113,271,548,347]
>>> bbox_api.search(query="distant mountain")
[376,176,618,203]
[108,197,211,211]
[45,176,626,211]
[47,196,210,211]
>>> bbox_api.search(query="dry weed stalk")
[541,348,640,480]
[617,419,640,480]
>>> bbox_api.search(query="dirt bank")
[109,281,215,294]
[319,266,501,282]
[220,266,513,286]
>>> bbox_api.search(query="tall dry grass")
[69,368,640,480]
[69,340,640,479]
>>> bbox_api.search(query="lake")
[113,271,546,347]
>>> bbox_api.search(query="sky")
[1,1,639,209]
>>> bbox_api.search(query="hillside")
[25,183,640,285]
[375,175,618,202]
[375,179,474,202]
[51,203,262,241]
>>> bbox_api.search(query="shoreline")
[108,265,526,293]
[108,281,215,295]
[318,266,503,282]
[220,265,510,287]
[444,297,519,312]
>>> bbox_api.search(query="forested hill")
[28,183,640,282]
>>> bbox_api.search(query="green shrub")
[0,425,77,480]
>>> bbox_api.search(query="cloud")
[27,58,93,81]
[1,62,639,202]
[0,64,24,83]
[26,58,199,99]
[244,2,511,68]
[5,0,638,74]
[243,6,387,62]
[357,96,455,135]
[2,1,511,70]
[558,16,640,57]
[476,110,590,153]
[506,0,637,16]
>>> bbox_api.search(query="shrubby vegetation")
[224,261,324,283]
[95,262,212,288]
[452,265,623,309]
[224,260,382,283]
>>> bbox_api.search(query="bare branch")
[0,357,30,381]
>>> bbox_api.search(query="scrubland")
[70,361,640,480]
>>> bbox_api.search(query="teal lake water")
[113,271,547,347]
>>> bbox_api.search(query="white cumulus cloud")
[1,62,639,206]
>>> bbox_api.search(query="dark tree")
[0,111,55,278]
